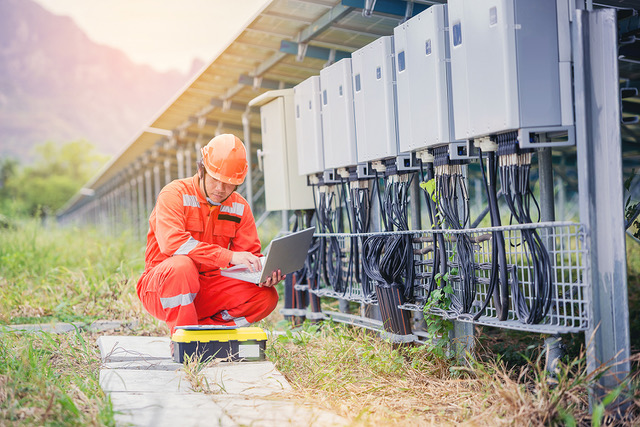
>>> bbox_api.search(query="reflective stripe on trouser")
[136,255,278,334]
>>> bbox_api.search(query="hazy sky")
[33,0,271,73]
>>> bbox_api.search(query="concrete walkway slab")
[109,392,234,427]
[100,369,193,393]
[98,335,171,362]
[98,335,347,426]
[208,396,348,427]
[198,362,292,396]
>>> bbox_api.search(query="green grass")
[0,329,114,426]
[0,220,148,426]
[0,220,145,325]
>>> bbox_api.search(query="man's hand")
[230,251,263,272]
[259,269,285,288]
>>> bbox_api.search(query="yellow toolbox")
[171,326,267,363]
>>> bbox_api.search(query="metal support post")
[153,165,161,201]
[137,174,145,240]
[573,8,631,409]
[281,210,288,233]
[145,169,153,221]
[243,110,254,211]
[538,147,564,373]
[538,148,556,222]
[177,147,185,179]
[410,173,421,230]
[164,158,171,186]
[186,145,193,177]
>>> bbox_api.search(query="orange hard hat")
[200,134,248,185]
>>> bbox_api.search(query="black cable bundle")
[361,173,414,335]
[316,188,346,294]
[294,210,322,319]
[304,209,324,319]
[497,132,554,324]
[476,149,509,321]
[362,234,413,335]
[432,149,476,316]
[349,181,376,298]
[418,159,448,303]
[280,217,309,324]
[381,176,416,300]
[282,218,300,323]
[338,177,363,299]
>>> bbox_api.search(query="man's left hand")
[259,269,284,288]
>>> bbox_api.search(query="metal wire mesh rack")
[308,233,377,304]
[311,222,590,335]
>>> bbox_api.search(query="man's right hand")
[230,251,263,272]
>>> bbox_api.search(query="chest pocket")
[214,220,236,238]
[185,217,203,235]
[213,220,236,249]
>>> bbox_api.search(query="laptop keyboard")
[221,257,266,283]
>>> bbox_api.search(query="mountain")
[0,0,203,163]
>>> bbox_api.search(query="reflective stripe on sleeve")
[160,292,197,309]
[183,194,200,207]
[174,237,199,255]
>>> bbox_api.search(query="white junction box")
[320,58,358,169]
[448,0,573,142]
[249,89,314,211]
[293,76,325,176]
[351,36,400,163]
[394,4,455,152]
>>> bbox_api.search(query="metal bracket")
[296,42,308,62]
[517,126,576,149]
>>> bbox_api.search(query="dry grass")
[266,322,640,426]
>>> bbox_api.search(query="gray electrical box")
[293,76,325,175]
[320,58,358,169]
[351,36,400,163]
[448,0,573,143]
[394,4,455,151]
[248,89,314,211]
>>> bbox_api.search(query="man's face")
[202,172,236,204]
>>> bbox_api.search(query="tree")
[3,140,109,217]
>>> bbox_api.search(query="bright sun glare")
[32,0,270,73]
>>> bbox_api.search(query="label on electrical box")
[238,344,260,359]
[452,22,462,46]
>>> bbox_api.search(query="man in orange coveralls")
[136,134,283,334]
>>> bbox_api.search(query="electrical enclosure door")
[395,4,454,152]
[259,95,314,211]
[320,58,358,169]
[352,36,399,163]
[294,76,325,175]
[448,0,562,140]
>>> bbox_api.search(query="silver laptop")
[220,227,315,283]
